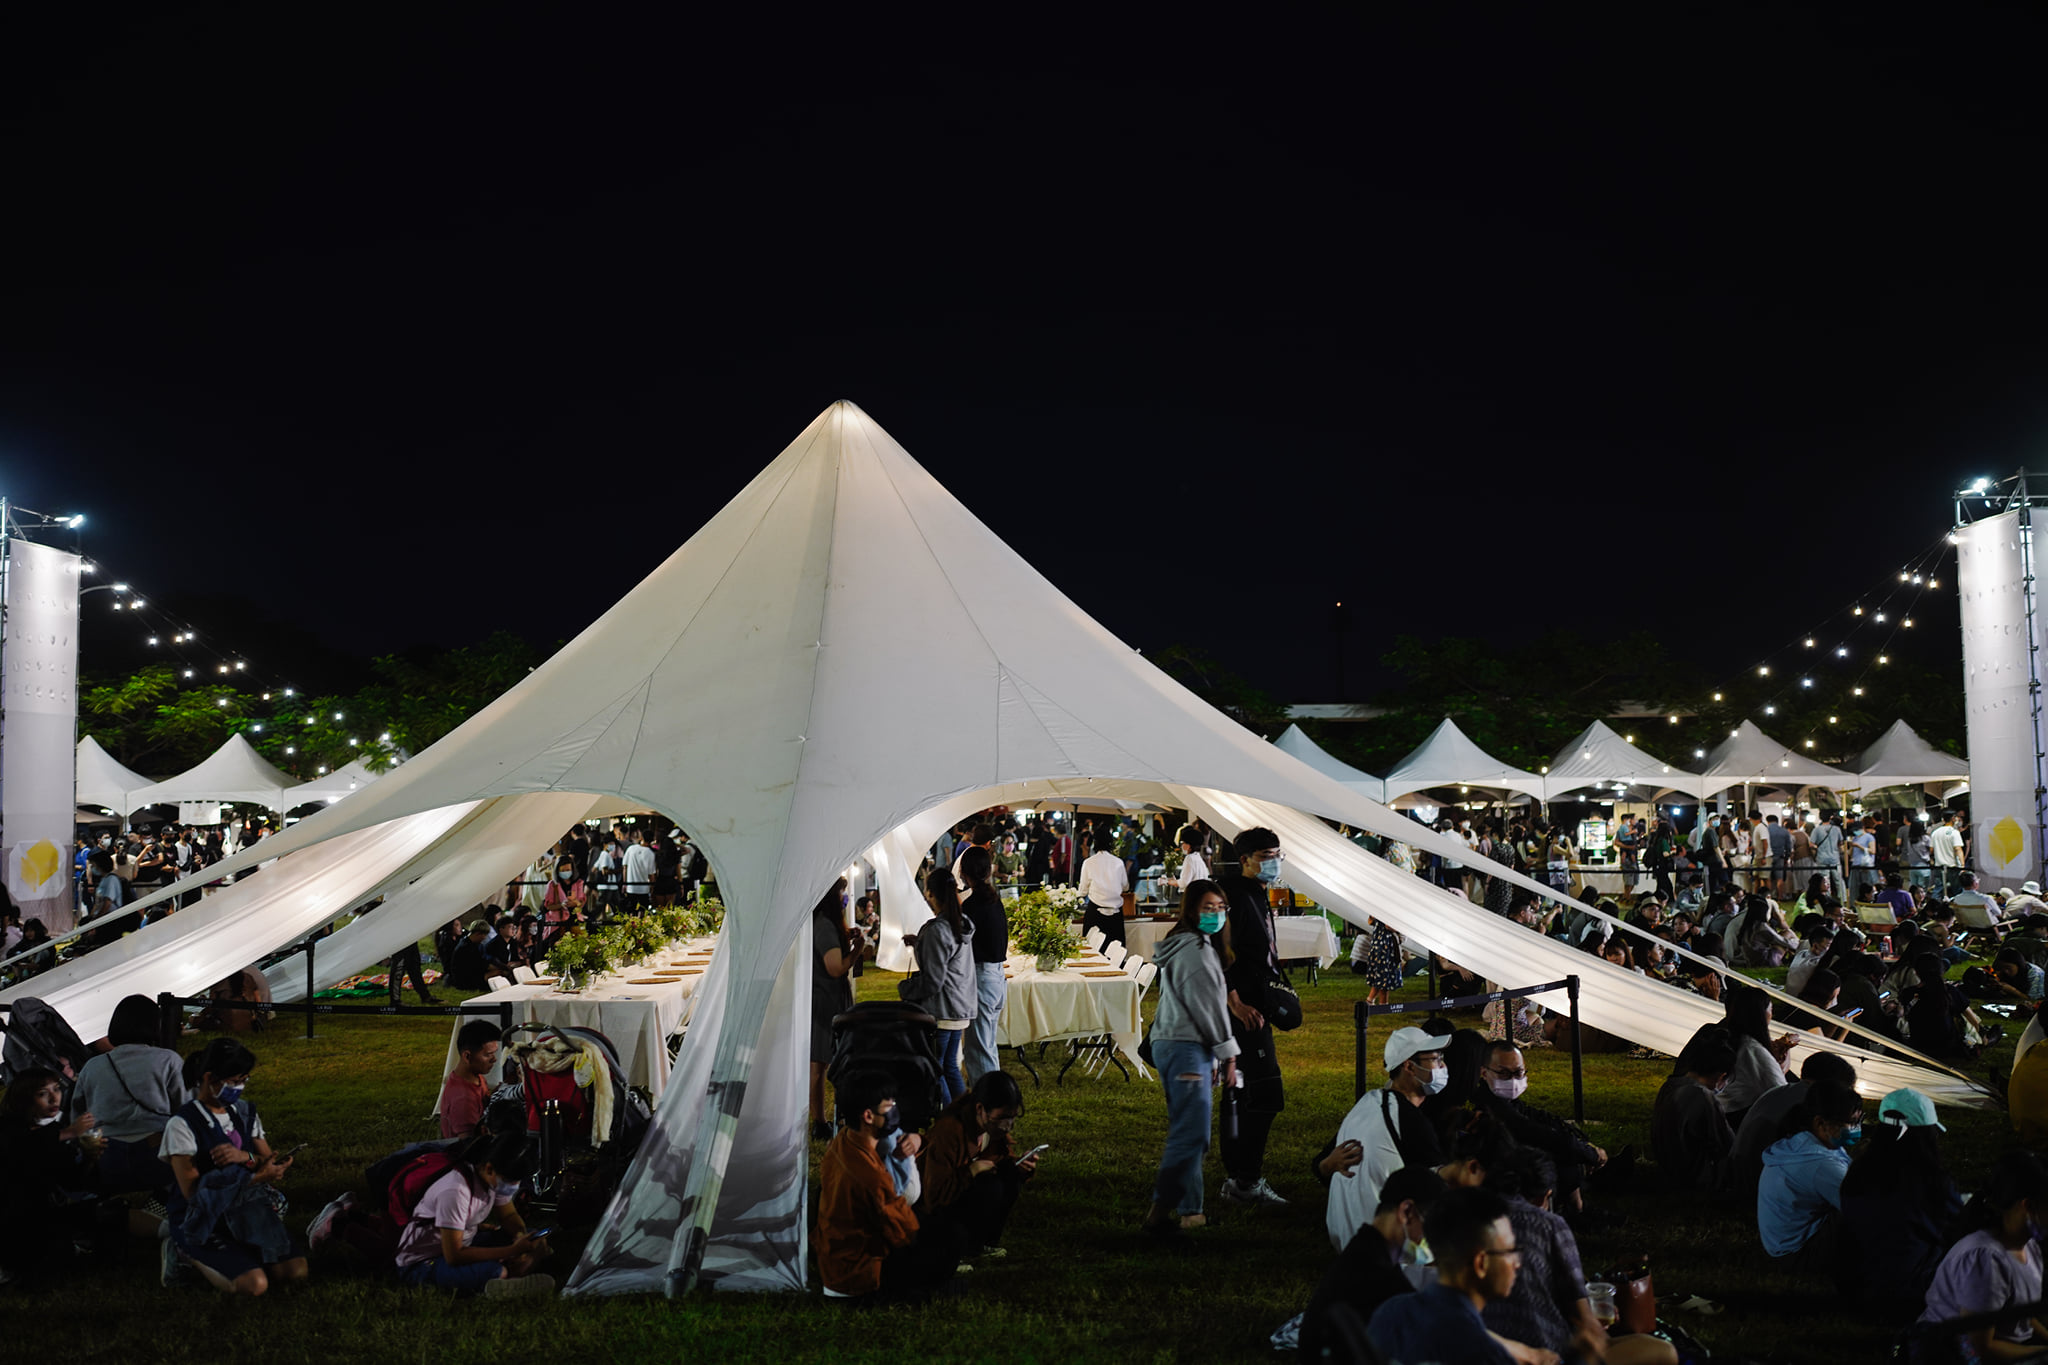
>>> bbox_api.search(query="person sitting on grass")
[1757,1079,1862,1267]
[0,1066,107,1284]
[1366,1185,1556,1365]
[1297,1165,1446,1362]
[1729,1051,1857,1199]
[1918,1149,2048,1362]
[1785,917,1836,995]
[1317,1027,1447,1252]
[1837,1088,1961,1319]
[1472,1040,1608,1222]
[916,1070,1038,1263]
[1482,1148,1679,1365]
[159,1037,307,1297]
[392,1132,553,1297]
[1714,985,1794,1129]
[70,993,186,1198]
[447,921,495,991]
[818,1070,949,1304]
[439,1020,503,1139]
[1992,947,2047,1004]
[1652,1028,1736,1195]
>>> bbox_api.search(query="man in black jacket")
[1218,826,1288,1208]
[1473,1039,1606,1217]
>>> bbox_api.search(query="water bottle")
[1220,1077,1240,1141]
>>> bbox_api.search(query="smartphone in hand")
[1021,1143,1050,1161]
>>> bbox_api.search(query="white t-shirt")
[622,842,656,891]
[159,1103,264,1160]
[1931,825,1965,868]
[1176,850,1210,890]
[394,1168,508,1267]
[1078,850,1129,909]
[1327,1089,1413,1252]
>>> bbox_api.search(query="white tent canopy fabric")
[1698,720,1854,797]
[1541,721,1716,800]
[283,757,387,808]
[1852,720,1970,792]
[7,402,1989,1300]
[1272,724,1386,802]
[75,736,155,816]
[127,733,297,812]
[1381,717,1548,804]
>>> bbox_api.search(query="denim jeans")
[938,1027,966,1104]
[400,1256,505,1294]
[1151,1039,1216,1216]
[966,962,1006,1082]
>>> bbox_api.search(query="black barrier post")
[1354,1000,1370,1100]
[304,934,317,1041]
[1567,974,1584,1121]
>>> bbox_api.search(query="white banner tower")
[0,505,84,933]
[1955,473,2048,890]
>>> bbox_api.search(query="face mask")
[216,1083,245,1106]
[1836,1124,1862,1149]
[879,1105,902,1136]
[1197,910,1227,934]
[558,870,574,882]
[494,1180,522,1201]
[35,1113,60,1127]
[1398,1231,1433,1269]
[1422,1065,1449,1095]
[1488,1075,1528,1102]
[1253,859,1283,887]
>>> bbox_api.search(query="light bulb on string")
[182,669,193,678]
[1875,612,1886,622]
[1695,749,1706,758]
[1805,638,1816,648]
[215,698,228,708]
[1804,740,1815,749]
[147,636,157,646]
[1828,715,1838,723]
[1854,606,1864,616]
[1903,618,1914,627]
[1801,677,1813,688]
[1929,578,1940,588]
[283,689,294,697]
[285,747,295,755]
[1765,705,1777,714]
[1853,686,1864,695]
[1836,647,1848,656]
[1712,692,1723,702]
[1879,655,1889,664]
[1758,666,1770,677]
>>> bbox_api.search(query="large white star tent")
[3,402,1992,1299]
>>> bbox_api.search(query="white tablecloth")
[435,938,717,1109]
[1112,915,1340,967]
[998,952,1145,1070]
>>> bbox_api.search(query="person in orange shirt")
[438,1021,502,1139]
[817,1071,948,1303]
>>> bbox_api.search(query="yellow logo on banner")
[1990,817,2028,869]
[19,839,62,890]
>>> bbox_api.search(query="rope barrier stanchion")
[1567,973,1584,1121]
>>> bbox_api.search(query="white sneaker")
[1221,1177,1288,1208]
[160,1235,191,1288]
[484,1273,557,1299]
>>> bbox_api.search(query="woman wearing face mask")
[540,856,586,946]
[904,869,977,1105]
[1142,880,1240,1236]
[393,1132,553,1296]
[1316,1026,1450,1252]
[159,1038,307,1296]
[0,1067,106,1282]
[1652,1028,1737,1195]
[1756,1079,1862,1266]
[1918,1150,2048,1361]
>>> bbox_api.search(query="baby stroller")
[825,1001,946,1132]
[500,1023,650,1219]
[0,997,93,1092]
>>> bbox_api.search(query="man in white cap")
[2008,881,2048,919]
[1312,1026,1447,1252]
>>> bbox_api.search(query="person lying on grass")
[393,1132,553,1297]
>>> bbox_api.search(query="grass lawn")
[27,940,2025,1364]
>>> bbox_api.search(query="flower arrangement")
[619,914,669,964]
[696,897,726,934]
[1010,885,1083,971]
[543,926,613,988]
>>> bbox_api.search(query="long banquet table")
[432,937,718,1110]
[997,950,1146,1075]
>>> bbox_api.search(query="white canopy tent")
[126,733,297,812]
[4,402,1991,1299]
[1272,724,1386,802]
[75,736,155,816]
[282,757,387,808]
[1698,720,1854,798]
[1851,720,1970,793]
[1380,717,1548,805]
[1540,721,1717,801]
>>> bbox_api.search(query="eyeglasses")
[1482,1245,1523,1263]
[1486,1067,1527,1081]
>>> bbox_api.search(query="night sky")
[4,8,2043,700]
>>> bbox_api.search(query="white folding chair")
[1132,959,1158,994]
[1104,942,1128,969]
[1121,953,1144,975]
[1085,926,1106,952]
[513,965,537,983]
[484,973,514,993]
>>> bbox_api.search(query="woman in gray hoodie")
[909,871,979,1103]
[1143,879,1240,1235]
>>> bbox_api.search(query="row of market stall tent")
[75,733,384,818]
[1273,716,1969,808]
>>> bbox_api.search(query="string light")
[1712,692,1723,702]
[285,746,295,755]
[1695,748,1706,757]
[1853,606,1864,616]
[1828,715,1838,723]
[1853,686,1864,695]
[1758,666,1770,677]
[1804,638,1816,647]
[1903,618,1915,627]
[1765,705,1777,714]
[1804,740,1815,749]
[1875,612,1886,622]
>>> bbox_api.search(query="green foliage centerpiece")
[543,926,612,992]
[1011,884,1085,972]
